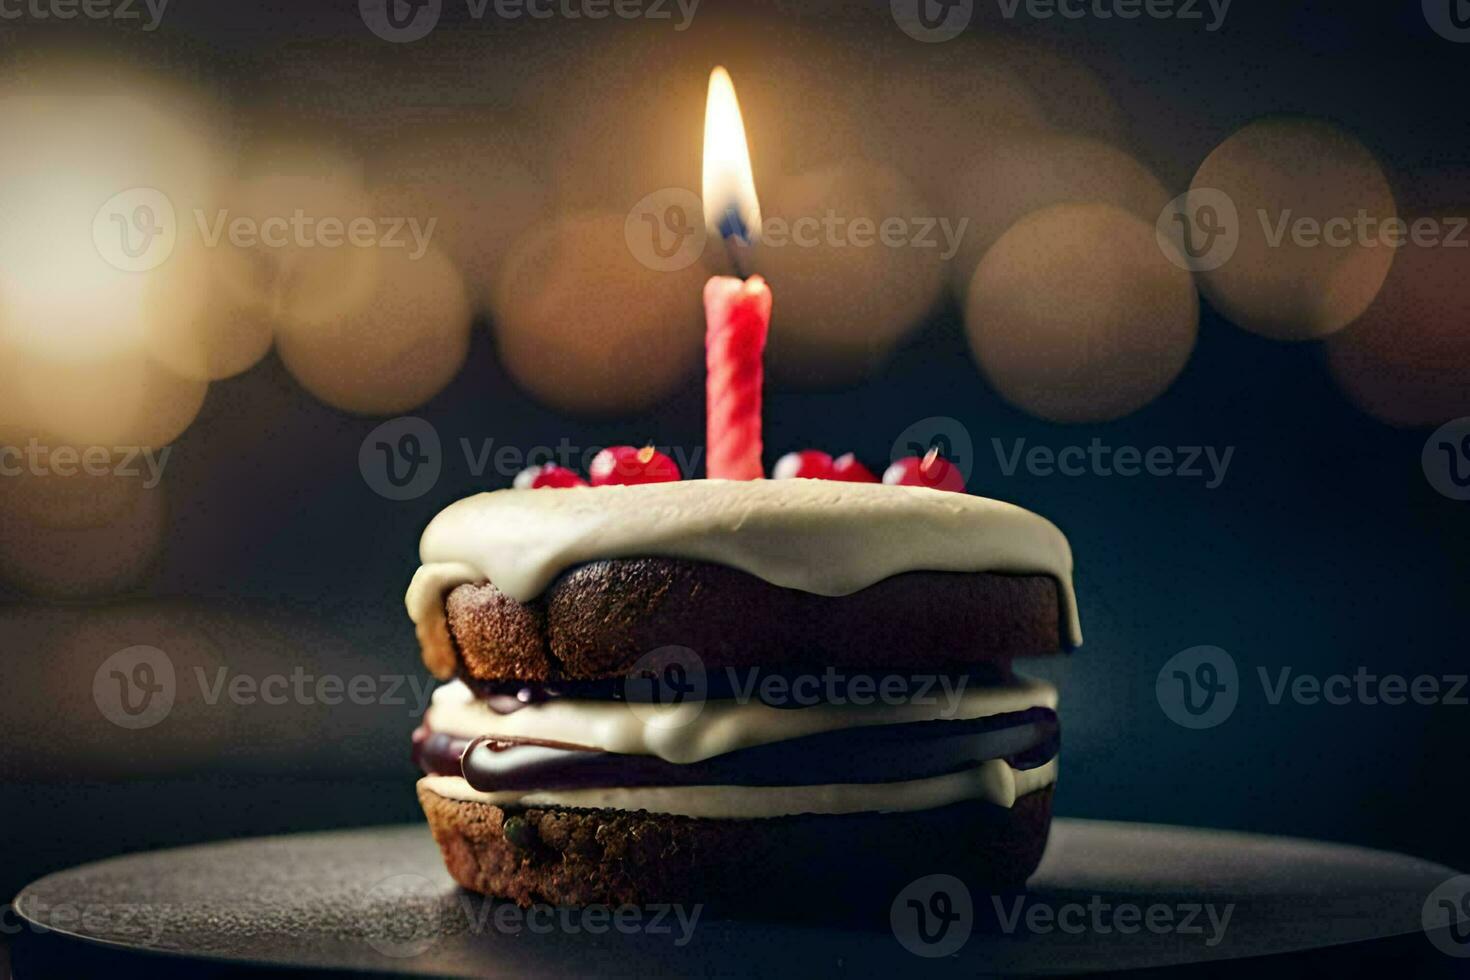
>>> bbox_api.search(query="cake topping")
[883,447,966,492]
[513,463,588,489]
[406,479,1081,673]
[588,445,682,485]
[772,449,834,480]
[830,452,879,482]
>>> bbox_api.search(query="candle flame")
[702,66,761,244]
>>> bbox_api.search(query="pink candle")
[704,274,772,480]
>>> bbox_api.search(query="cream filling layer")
[419,758,1058,818]
[425,674,1058,764]
[405,480,1081,680]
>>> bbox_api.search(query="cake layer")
[423,674,1058,763]
[414,708,1059,789]
[436,559,1063,683]
[407,480,1081,679]
[418,781,1055,908]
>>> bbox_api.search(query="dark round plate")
[10,819,1470,977]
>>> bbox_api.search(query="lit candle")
[702,66,772,481]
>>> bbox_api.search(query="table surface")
[12,818,1470,977]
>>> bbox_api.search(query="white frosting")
[405,480,1081,675]
[418,758,1058,818]
[426,674,1058,764]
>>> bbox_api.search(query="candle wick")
[718,205,752,279]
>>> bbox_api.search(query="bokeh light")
[863,40,1047,207]
[365,107,549,308]
[493,211,707,414]
[1325,208,1470,427]
[966,203,1199,423]
[1191,117,1396,341]
[945,132,1171,293]
[754,161,946,387]
[276,244,473,416]
[0,457,165,598]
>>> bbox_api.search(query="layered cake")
[406,477,1080,910]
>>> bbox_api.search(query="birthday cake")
[406,475,1080,911]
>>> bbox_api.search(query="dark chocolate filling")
[414,707,1059,792]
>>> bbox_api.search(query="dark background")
[1,0,1467,940]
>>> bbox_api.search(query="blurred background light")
[755,161,946,388]
[276,243,473,416]
[1325,208,1470,427]
[365,107,548,309]
[944,132,1171,295]
[492,210,707,414]
[965,203,1198,423]
[1191,117,1396,341]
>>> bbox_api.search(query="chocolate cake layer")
[443,558,1065,683]
[417,781,1055,910]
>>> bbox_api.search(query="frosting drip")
[405,480,1081,678]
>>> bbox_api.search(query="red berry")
[829,452,879,483]
[772,450,834,480]
[882,447,965,492]
[513,464,588,489]
[589,445,681,485]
